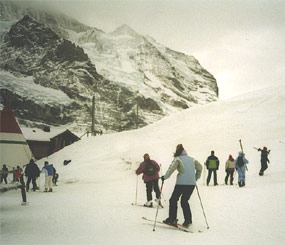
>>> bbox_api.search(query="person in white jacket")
[41,161,54,192]
[224,155,235,185]
[161,144,202,228]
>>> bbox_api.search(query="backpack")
[144,160,157,176]
[237,156,244,167]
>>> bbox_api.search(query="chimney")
[43,126,50,132]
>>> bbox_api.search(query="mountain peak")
[110,24,140,38]
[21,14,36,23]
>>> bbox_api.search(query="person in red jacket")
[136,153,161,207]
[15,166,23,182]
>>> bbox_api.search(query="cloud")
[12,0,285,99]
[193,26,285,99]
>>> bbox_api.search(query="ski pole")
[203,163,206,185]
[196,185,209,229]
[153,180,164,231]
[135,175,138,205]
[159,164,166,202]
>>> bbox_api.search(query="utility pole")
[136,96,138,129]
[91,96,95,136]
[136,91,139,129]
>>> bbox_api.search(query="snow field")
[1,85,285,244]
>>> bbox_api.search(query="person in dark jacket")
[25,159,40,191]
[161,144,202,228]
[206,151,220,186]
[257,147,270,176]
[52,165,59,186]
[1,164,9,184]
[136,153,161,207]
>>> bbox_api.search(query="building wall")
[27,141,50,160]
[27,131,79,159]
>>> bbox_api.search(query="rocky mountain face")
[0,1,218,133]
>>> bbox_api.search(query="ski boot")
[182,220,192,228]
[163,218,178,227]
[143,201,153,207]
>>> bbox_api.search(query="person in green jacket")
[206,151,219,186]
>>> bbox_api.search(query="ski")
[132,203,154,208]
[132,203,164,208]
[142,216,194,233]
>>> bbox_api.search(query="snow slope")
[1,85,285,244]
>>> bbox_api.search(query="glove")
[161,176,165,181]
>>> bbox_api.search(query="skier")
[15,166,23,182]
[25,159,40,191]
[136,153,161,207]
[0,164,9,184]
[205,151,220,186]
[224,155,235,185]
[235,152,249,187]
[161,144,202,228]
[257,147,270,176]
[42,161,54,192]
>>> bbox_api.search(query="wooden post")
[91,96,95,136]
[20,174,27,204]
[136,96,139,129]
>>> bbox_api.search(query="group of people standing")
[205,151,249,187]
[205,147,270,187]
[136,144,271,228]
[0,159,59,193]
[24,159,59,192]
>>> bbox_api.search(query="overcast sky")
[34,0,285,99]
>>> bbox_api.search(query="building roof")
[21,127,71,142]
[0,108,33,168]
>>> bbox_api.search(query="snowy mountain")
[1,85,284,244]
[73,24,218,110]
[0,1,218,133]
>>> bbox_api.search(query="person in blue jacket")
[235,152,249,187]
[161,144,202,228]
[42,161,54,192]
